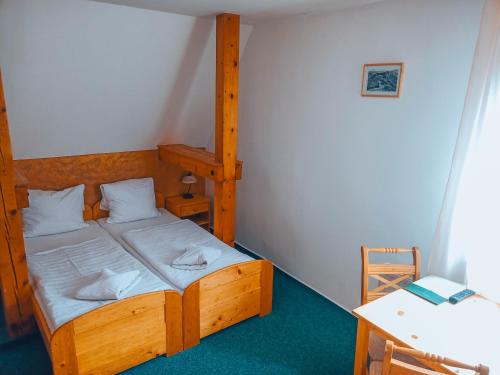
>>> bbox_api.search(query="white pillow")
[100,178,160,224]
[23,184,89,238]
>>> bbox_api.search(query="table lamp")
[181,172,197,199]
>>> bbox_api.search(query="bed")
[94,201,273,349]
[2,15,250,356]
[25,218,183,375]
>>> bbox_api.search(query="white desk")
[352,276,499,374]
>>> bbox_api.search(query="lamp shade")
[182,174,197,184]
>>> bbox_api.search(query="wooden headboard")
[13,149,205,211]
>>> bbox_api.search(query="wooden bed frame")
[28,188,271,373]
[0,11,274,375]
[183,259,273,349]
[93,192,274,350]
[33,291,182,375]
[30,201,183,375]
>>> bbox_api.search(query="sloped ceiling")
[91,0,387,24]
[0,0,251,159]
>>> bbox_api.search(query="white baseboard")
[235,240,354,316]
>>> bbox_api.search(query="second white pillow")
[100,178,160,224]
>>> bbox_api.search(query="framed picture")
[361,63,404,98]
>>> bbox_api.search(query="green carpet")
[0,258,356,374]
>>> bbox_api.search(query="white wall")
[236,0,484,310]
[0,0,251,159]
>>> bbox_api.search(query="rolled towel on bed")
[75,269,141,300]
[171,245,222,270]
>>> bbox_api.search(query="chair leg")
[354,319,370,375]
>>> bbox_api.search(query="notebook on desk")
[404,283,447,305]
[404,276,465,305]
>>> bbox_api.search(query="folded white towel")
[75,269,141,301]
[171,245,222,270]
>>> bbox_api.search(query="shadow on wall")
[158,17,213,145]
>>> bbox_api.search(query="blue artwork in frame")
[361,63,403,97]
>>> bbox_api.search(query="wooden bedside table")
[166,194,210,230]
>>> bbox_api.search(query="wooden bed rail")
[183,259,273,349]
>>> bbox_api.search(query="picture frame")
[361,63,404,98]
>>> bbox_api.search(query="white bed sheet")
[97,209,253,290]
[25,221,174,333]
[96,208,182,282]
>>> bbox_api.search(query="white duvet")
[27,233,172,332]
[121,220,253,289]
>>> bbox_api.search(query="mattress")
[98,209,253,290]
[25,221,174,333]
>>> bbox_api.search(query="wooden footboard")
[183,259,273,349]
[33,290,183,375]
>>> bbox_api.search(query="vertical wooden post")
[182,282,200,350]
[0,71,33,337]
[214,13,240,247]
[165,290,183,356]
[259,260,274,317]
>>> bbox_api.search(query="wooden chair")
[361,246,421,306]
[361,246,422,374]
[382,341,489,375]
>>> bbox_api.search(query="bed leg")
[182,282,200,350]
[51,322,78,375]
[165,291,183,356]
[260,260,273,317]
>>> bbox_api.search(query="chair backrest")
[361,246,421,305]
[382,341,489,375]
